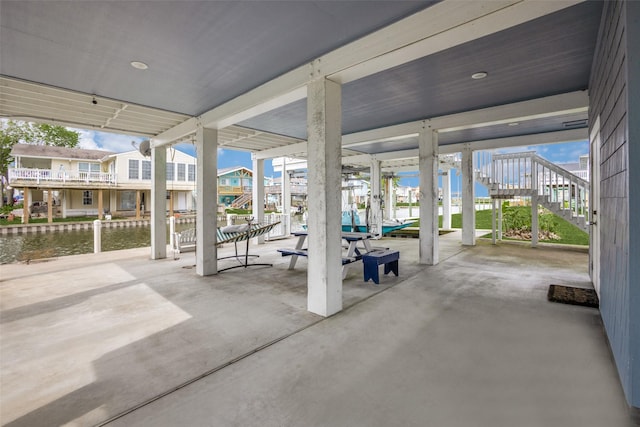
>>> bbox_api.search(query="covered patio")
[1,0,639,423]
[0,233,629,426]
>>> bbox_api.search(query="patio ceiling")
[0,1,601,161]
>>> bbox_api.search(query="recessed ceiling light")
[471,71,488,79]
[508,122,519,126]
[130,61,148,70]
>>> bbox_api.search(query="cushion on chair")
[220,224,249,233]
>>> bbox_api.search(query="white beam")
[439,128,588,154]
[340,91,588,153]
[330,1,585,84]
[345,128,587,172]
[154,0,584,148]
[254,141,308,160]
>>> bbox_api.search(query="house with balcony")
[217,166,254,208]
[8,144,197,222]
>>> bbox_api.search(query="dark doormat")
[547,284,599,308]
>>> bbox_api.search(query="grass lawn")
[411,208,588,246]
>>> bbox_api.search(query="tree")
[1,120,79,206]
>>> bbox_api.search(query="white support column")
[461,144,476,245]
[61,189,67,219]
[498,199,503,241]
[492,198,497,244]
[442,169,452,230]
[531,195,539,247]
[283,163,291,235]
[418,122,439,265]
[307,77,343,317]
[252,155,266,244]
[196,127,218,276]
[370,158,382,237]
[385,176,393,220]
[151,145,167,259]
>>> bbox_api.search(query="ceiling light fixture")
[508,122,519,126]
[471,71,488,80]
[130,61,149,70]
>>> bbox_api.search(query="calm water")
[0,224,193,264]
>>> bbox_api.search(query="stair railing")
[475,151,589,223]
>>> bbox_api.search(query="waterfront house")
[8,144,197,222]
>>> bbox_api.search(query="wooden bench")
[277,248,359,265]
[362,250,400,284]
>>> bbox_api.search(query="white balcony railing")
[9,168,117,185]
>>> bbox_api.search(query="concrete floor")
[0,232,632,426]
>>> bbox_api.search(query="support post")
[196,127,218,276]
[442,169,452,230]
[461,144,476,245]
[492,198,497,244]
[283,162,291,235]
[385,176,393,220]
[97,189,103,220]
[93,220,101,253]
[307,78,342,317]
[151,145,167,259]
[252,155,266,244]
[169,190,174,217]
[61,189,67,219]
[370,158,382,237]
[418,122,439,265]
[23,188,29,224]
[136,190,141,220]
[531,195,539,247]
[47,189,54,223]
[498,199,503,241]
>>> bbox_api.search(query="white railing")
[9,168,117,185]
[475,151,590,222]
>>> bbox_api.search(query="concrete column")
[23,187,29,224]
[461,144,476,245]
[498,199,503,240]
[283,162,291,235]
[307,77,342,317]
[47,190,54,223]
[196,127,218,276]
[418,123,439,265]
[492,198,497,245]
[442,169,452,230]
[61,189,67,219]
[531,195,538,247]
[109,189,117,216]
[135,190,141,220]
[151,144,167,259]
[252,155,265,244]
[97,189,103,220]
[385,176,393,220]
[370,158,382,237]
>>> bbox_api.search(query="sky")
[75,127,589,197]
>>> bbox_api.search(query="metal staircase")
[475,151,590,233]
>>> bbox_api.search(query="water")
[0,223,193,265]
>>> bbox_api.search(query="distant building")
[8,144,197,221]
